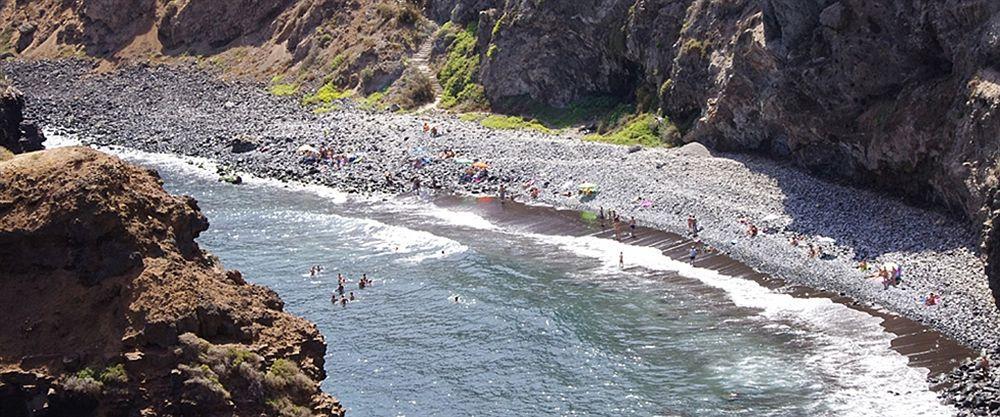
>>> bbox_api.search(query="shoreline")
[431,194,975,379]
[4,59,996,410]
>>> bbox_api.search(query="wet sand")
[432,194,974,379]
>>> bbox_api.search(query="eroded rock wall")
[0,147,344,417]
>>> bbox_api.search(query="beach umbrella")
[816,236,836,244]
[454,158,473,165]
[578,182,599,193]
[473,161,490,169]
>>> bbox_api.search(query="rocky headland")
[0,146,345,417]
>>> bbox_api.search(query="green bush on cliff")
[584,113,678,147]
[302,82,352,106]
[438,23,486,110]
[99,364,129,385]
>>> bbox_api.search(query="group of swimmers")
[321,270,374,307]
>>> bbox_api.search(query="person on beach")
[499,184,507,202]
[689,246,698,261]
[423,122,430,135]
[629,217,637,238]
[530,187,541,200]
[746,223,758,238]
[808,244,819,259]
[619,252,624,269]
[979,349,991,377]
[924,292,940,306]
[598,207,606,228]
[687,215,698,236]
[858,259,869,272]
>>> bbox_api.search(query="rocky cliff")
[0,147,345,417]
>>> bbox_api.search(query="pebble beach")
[5,59,999,413]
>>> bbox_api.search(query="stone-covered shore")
[5,60,999,414]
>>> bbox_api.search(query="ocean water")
[49,137,955,417]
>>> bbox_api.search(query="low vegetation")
[383,69,435,110]
[302,82,352,106]
[269,83,299,97]
[584,113,679,147]
[438,23,487,110]
[460,113,553,134]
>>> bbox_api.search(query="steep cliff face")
[1,0,432,92]
[0,148,344,417]
[436,0,1000,307]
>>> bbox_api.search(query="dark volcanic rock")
[0,84,44,154]
[0,147,345,417]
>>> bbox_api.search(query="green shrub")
[302,82,352,106]
[462,113,553,134]
[384,70,435,110]
[264,359,314,396]
[438,23,485,110]
[270,83,299,97]
[681,39,708,57]
[267,397,312,417]
[99,364,128,385]
[329,53,346,71]
[64,374,103,396]
[0,146,13,161]
[584,113,678,147]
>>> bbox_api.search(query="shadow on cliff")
[719,152,979,261]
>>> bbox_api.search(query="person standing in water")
[689,246,698,261]
[619,252,624,269]
[629,217,637,238]
[499,183,507,202]
[349,292,356,301]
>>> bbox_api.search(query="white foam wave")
[282,210,468,264]
[530,234,953,417]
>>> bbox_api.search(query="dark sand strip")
[432,194,973,378]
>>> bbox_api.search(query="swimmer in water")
[340,295,347,307]
[330,292,337,304]
[454,296,460,303]
[337,283,345,296]
[349,292,356,301]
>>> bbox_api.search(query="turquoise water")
[107,146,952,417]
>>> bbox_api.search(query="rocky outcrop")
[0,83,44,154]
[0,147,344,417]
